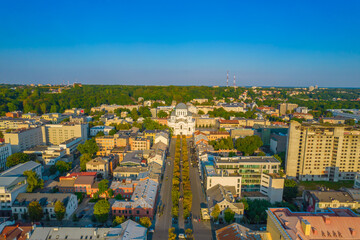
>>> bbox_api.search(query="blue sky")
[0,0,359,87]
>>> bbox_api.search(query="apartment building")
[266,208,360,240]
[41,113,68,123]
[215,156,280,192]
[89,125,114,136]
[278,103,298,115]
[129,137,150,151]
[4,127,43,153]
[0,161,42,217]
[286,121,360,181]
[0,143,12,171]
[0,118,38,130]
[204,164,242,195]
[41,123,88,145]
[95,134,128,156]
[86,155,118,178]
[12,193,78,220]
[260,173,284,203]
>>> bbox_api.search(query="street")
[187,138,214,240]
[152,137,176,239]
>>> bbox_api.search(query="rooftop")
[0,161,41,177]
[216,156,280,164]
[306,190,356,203]
[268,208,360,240]
[13,193,74,208]
[216,223,269,240]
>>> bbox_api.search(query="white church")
[168,103,196,136]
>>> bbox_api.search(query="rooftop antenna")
[233,74,236,88]
[227,71,229,87]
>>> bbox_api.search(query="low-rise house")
[112,179,158,221]
[0,223,36,240]
[58,172,99,196]
[90,125,115,136]
[154,132,169,146]
[120,151,144,167]
[113,166,148,180]
[12,193,78,220]
[86,155,118,178]
[208,131,230,141]
[29,219,147,240]
[303,190,360,212]
[207,184,244,223]
[110,179,138,199]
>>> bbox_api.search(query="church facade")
[168,103,196,136]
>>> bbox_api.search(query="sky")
[0,0,359,87]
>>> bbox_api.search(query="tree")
[40,103,47,114]
[54,201,66,221]
[185,229,193,239]
[139,217,152,228]
[96,131,105,137]
[112,215,125,226]
[98,179,109,196]
[80,153,92,171]
[108,129,117,135]
[77,139,98,156]
[235,135,263,156]
[345,119,356,126]
[240,198,249,210]
[50,105,58,113]
[211,204,220,221]
[28,201,43,221]
[6,152,30,168]
[198,110,205,115]
[168,227,176,240]
[224,208,235,223]
[55,160,72,173]
[283,179,298,202]
[157,110,168,118]
[0,131,3,139]
[93,199,110,223]
[23,170,44,192]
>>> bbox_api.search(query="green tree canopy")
[283,179,299,202]
[6,152,31,168]
[80,153,92,171]
[55,160,72,173]
[108,129,117,135]
[139,217,152,228]
[112,215,125,226]
[211,204,220,221]
[157,110,168,118]
[98,179,109,196]
[77,139,98,155]
[93,199,110,223]
[28,201,43,221]
[235,135,263,156]
[24,170,44,192]
[54,200,66,221]
[224,208,235,223]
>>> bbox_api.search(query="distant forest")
[0,84,359,116]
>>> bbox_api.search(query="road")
[188,138,214,240]
[152,137,176,240]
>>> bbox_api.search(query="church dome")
[176,103,187,110]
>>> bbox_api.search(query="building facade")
[286,121,360,181]
[41,123,88,145]
[4,127,43,153]
[168,103,195,136]
[0,143,12,171]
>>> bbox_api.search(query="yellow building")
[95,134,128,156]
[286,121,360,181]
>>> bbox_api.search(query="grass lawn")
[299,180,354,192]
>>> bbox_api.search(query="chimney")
[301,219,311,236]
[350,228,356,236]
[323,215,331,224]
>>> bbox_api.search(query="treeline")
[0,84,359,116]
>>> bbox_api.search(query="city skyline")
[0,1,360,87]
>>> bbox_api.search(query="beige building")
[41,123,88,145]
[96,134,128,156]
[278,103,298,115]
[286,121,360,181]
[86,157,110,178]
[129,137,150,151]
[195,117,217,128]
[4,127,44,153]
[260,173,284,203]
[41,113,68,123]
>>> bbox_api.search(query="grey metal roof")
[176,103,187,109]
[0,161,41,177]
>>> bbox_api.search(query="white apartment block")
[0,143,12,171]
[4,127,44,153]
